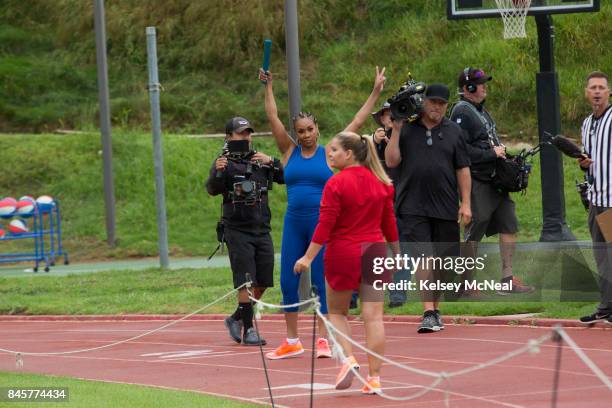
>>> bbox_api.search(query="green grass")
[0,265,593,319]
[0,131,592,262]
[0,371,256,407]
[0,0,610,134]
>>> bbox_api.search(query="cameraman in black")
[450,67,533,295]
[206,116,284,345]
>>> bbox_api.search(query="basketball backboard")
[447,0,600,19]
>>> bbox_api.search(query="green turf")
[0,266,594,319]
[0,371,257,407]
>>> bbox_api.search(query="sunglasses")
[426,129,433,146]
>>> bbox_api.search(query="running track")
[0,317,610,407]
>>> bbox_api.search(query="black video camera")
[217,139,272,205]
[388,73,426,122]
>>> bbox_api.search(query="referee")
[577,71,612,325]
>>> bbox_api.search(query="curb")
[0,314,609,329]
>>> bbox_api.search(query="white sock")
[367,375,380,382]
[286,337,299,345]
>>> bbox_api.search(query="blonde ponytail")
[334,131,392,185]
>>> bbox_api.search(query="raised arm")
[259,69,296,158]
[344,66,386,133]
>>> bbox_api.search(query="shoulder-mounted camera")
[388,73,426,122]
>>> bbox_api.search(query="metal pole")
[93,0,116,247]
[284,0,301,142]
[535,15,575,241]
[284,0,310,308]
[146,27,170,269]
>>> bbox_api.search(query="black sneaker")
[579,312,610,325]
[434,309,444,330]
[243,327,267,346]
[224,316,243,344]
[417,311,440,333]
[388,301,405,308]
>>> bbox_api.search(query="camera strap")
[452,100,500,146]
[208,201,225,260]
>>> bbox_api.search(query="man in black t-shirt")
[386,83,472,333]
[206,116,284,346]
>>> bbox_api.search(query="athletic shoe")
[461,288,483,300]
[265,339,304,359]
[224,316,243,344]
[242,327,267,346]
[497,277,535,295]
[316,338,332,358]
[579,312,610,325]
[417,311,440,333]
[434,309,444,331]
[361,376,381,395]
[607,315,612,325]
[335,355,359,390]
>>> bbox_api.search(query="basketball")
[8,218,28,234]
[36,195,55,212]
[0,197,17,219]
[16,198,36,217]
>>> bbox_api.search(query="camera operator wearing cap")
[371,101,411,309]
[450,67,533,295]
[385,83,472,333]
[206,116,284,346]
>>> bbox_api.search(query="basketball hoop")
[495,0,532,39]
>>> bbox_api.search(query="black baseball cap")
[424,83,450,103]
[371,101,391,126]
[458,67,493,88]
[225,116,254,135]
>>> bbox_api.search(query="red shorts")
[324,243,391,291]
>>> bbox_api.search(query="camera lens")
[241,180,254,193]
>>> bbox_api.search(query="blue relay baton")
[261,39,272,84]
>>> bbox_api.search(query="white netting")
[495,0,532,39]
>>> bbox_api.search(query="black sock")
[239,302,254,332]
[231,305,241,321]
[501,275,513,284]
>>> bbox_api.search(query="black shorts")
[465,179,519,241]
[399,214,460,257]
[224,228,274,289]
[399,214,461,301]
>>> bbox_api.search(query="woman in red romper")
[294,131,399,395]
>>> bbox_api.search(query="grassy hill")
[0,0,610,135]
[0,1,607,260]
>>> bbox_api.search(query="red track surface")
[0,318,610,407]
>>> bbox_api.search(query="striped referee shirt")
[582,104,612,207]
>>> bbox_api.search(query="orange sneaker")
[316,338,332,358]
[335,355,359,390]
[361,376,381,395]
[265,339,304,360]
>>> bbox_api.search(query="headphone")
[463,67,477,93]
